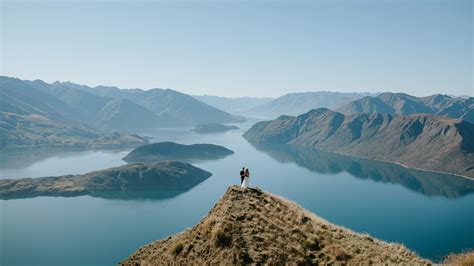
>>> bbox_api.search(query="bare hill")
[121,186,429,265]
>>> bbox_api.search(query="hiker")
[240,167,245,185]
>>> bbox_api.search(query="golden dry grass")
[120,185,432,265]
[443,250,474,266]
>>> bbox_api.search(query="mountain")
[243,108,474,178]
[0,112,148,151]
[123,142,234,163]
[120,186,429,265]
[244,91,373,119]
[337,92,474,124]
[26,79,178,129]
[58,81,246,125]
[0,76,174,130]
[251,144,474,198]
[192,95,273,114]
[0,76,81,121]
[0,161,212,199]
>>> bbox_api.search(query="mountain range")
[244,108,474,178]
[243,91,374,118]
[337,92,474,124]
[0,76,244,131]
[56,80,245,126]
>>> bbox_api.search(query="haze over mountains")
[242,91,375,118]
[193,95,273,114]
[244,108,474,178]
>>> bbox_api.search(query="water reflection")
[253,144,474,198]
[0,148,128,170]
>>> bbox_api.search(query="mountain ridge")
[337,92,474,124]
[244,91,374,118]
[243,108,474,178]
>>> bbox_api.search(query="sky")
[1,0,472,98]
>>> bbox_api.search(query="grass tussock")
[171,242,183,256]
[212,226,232,248]
[120,186,432,265]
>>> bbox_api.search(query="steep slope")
[26,80,175,129]
[338,92,474,123]
[127,89,245,125]
[193,95,273,114]
[59,82,245,125]
[94,98,179,129]
[0,161,211,199]
[245,91,372,119]
[0,112,148,151]
[244,108,474,178]
[0,76,81,121]
[121,186,429,265]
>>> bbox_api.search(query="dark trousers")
[240,176,244,184]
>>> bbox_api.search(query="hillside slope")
[0,112,148,151]
[59,82,245,125]
[121,186,429,265]
[337,92,474,123]
[244,108,474,178]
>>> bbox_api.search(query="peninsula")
[0,161,212,199]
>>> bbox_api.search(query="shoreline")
[292,145,474,181]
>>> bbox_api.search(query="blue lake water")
[1,125,473,265]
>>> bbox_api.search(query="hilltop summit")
[121,186,429,265]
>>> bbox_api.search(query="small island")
[123,142,234,163]
[0,161,212,199]
[192,123,239,134]
[120,186,430,265]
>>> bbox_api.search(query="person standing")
[242,168,250,188]
[240,167,245,185]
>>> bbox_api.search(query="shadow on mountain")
[252,144,474,198]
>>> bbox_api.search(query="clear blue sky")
[1,0,472,97]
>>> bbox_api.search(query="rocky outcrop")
[244,108,474,178]
[121,186,430,265]
[0,161,211,199]
[123,142,234,163]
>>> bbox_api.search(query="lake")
[1,124,473,265]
